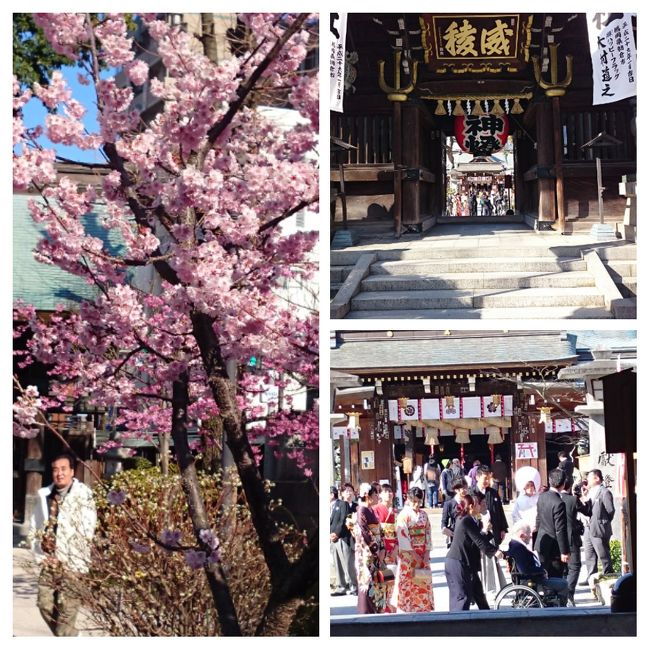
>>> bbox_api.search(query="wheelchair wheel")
[495,584,544,609]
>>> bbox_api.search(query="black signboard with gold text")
[420,14,532,72]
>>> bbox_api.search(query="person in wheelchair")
[504,521,570,606]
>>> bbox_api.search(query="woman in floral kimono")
[353,483,386,614]
[372,483,397,612]
[391,486,435,613]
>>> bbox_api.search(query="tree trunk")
[158,431,170,476]
[171,372,241,636]
[190,312,292,587]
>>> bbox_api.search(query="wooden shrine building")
[331,13,636,237]
[330,330,587,500]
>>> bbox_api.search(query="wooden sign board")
[420,14,532,72]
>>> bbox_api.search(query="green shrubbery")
[610,539,622,574]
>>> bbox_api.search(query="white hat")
[514,466,541,492]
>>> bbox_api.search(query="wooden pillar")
[536,102,556,222]
[402,104,420,225]
[392,102,403,237]
[552,96,567,233]
[23,430,45,528]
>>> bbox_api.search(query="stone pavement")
[335,223,623,250]
[330,502,603,617]
[13,525,105,637]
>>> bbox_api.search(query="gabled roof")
[13,195,124,311]
[330,331,577,373]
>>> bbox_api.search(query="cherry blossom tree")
[13,12,318,635]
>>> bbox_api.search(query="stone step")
[371,257,586,275]
[351,287,606,311]
[596,245,637,261]
[374,246,591,261]
[361,270,596,292]
[613,278,637,298]
[330,265,354,283]
[347,305,613,319]
[605,260,637,277]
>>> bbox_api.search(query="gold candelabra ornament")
[378,51,419,102]
[532,43,573,97]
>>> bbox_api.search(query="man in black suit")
[473,465,508,543]
[560,474,589,604]
[330,484,357,595]
[535,468,570,578]
[580,468,616,580]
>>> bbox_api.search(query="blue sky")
[21,64,112,165]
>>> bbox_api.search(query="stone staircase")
[331,243,636,319]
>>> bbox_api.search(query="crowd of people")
[445,187,511,217]
[330,451,616,615]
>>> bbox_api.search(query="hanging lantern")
[511,97,524,114]
[452,99,465,116]
[435,99,446,116]
[454,114,509,156]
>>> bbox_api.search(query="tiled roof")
[13,195,124,311]
[330,332,577,371]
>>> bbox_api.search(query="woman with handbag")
[391,487,435,612]
[353,483,387,614]
[444,493,504,611]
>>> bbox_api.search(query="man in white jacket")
[30,453,97,636]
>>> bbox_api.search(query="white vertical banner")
[587,13,636,105]
[330,13,347,112]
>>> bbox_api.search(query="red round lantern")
[454,114,509,156]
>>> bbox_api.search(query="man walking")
[30,453,97,636]
[330,483,358,595]
[580,469,615,582]
[535,468,570,578]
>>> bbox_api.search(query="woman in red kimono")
[372,484,397,612]
[391,487,435,612]
[353,483,386,614]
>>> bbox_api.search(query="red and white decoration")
[388,396,513,421]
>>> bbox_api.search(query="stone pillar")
[618,175,636,242]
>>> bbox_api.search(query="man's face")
[477,472,491,490]
[51,458,74,490]
[342,487,354,502]
[587,471,601,488]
